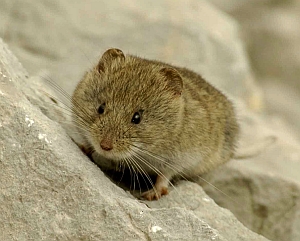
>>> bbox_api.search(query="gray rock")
[5,1,300,240]
[201,102,300,241]
[210,0,300,140]
[202,161,300,241]
[211,0,300,89]
[0,38,269,241]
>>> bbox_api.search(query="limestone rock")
[210,0,300,139]
[211,0,300,88]
[201,101,300,241]
[4,0,299,240]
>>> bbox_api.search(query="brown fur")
[71,48,239,200]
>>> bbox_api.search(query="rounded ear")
[159,67,183,96]
[97,48,125,73]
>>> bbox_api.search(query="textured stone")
[211,0,300,87]
[201,101,300,241]
[3,0,300,240]
[210,0,300,139]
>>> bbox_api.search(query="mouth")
[88,136,135,162]
[95,147,133,162]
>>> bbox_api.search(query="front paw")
[142,187,168,201]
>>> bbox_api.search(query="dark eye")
[97,103,105,114]
[131,111,143,124]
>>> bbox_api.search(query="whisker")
[41,76,73,105]
[129,147,181,198]
[127,150,159,198]
[128,155,153,195]
[55,119,92,135]
[130,144,181,171]
[40,88,98,133]
[125,157,135,192]
[127,156,144,195]
[41,75,97,125]
[123,125,134,136]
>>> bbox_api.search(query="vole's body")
[72,48,239,200]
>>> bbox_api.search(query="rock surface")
[201,102,300,241]
[1,0,300,241]
[0,38,269,241]
[210,0,300,88]
[210,0,300,140]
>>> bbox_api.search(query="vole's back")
[167,65,239,176]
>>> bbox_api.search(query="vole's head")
[72,48,184,162]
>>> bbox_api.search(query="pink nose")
[100,139,113,151]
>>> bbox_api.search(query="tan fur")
[72,48,239,200]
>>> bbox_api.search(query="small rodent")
[71,48,239,200]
